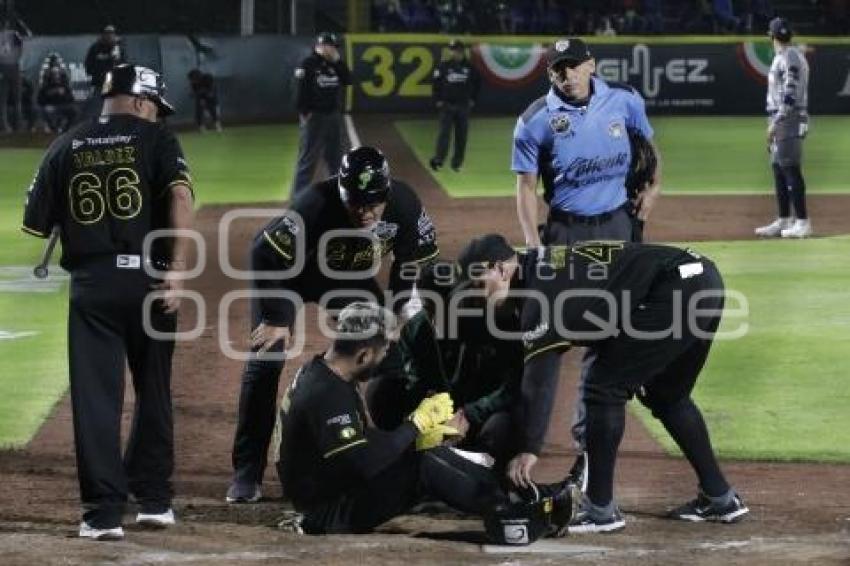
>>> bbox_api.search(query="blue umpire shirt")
[512,76,654,216]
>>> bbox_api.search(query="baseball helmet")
[768,17,793,41]
[101,64,175,116]
[338,146,391,206]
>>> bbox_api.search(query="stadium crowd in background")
[372,0,846,35]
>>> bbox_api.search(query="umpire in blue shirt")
[512,38,662,484]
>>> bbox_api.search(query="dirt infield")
[1,119,849,565]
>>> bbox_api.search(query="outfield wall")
[19,34,850,125]
[346,34,850,115]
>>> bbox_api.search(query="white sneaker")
[781,219,812,238]
[136,508,176,528]
[79,522,125,541]
[754,217,792,237]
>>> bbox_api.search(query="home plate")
[482,541,611,555]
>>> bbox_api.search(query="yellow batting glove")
[409,392,454,433]
[415,424,459,451]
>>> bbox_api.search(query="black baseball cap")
[768,17,792,41]
[547,38,592,68]
[456,234,516,281]
[101,64,175,116]
[448,39,465,50]
[316,32,339,47]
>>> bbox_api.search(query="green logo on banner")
[476,43,546,85]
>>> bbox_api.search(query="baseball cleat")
[669,490,749,523]
[226,481,262,504]
[754,217,792,237]
[136,508,176,528]
[780,219,812,238]
[78,522,125,541]
[566,451,588,493]
[567,504,626,534]
[428,158,442,172]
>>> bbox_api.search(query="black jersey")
[257,177,438,325]
[294,52,351,114]
[519,242,706,360]
[277,355,417,508]
[432,59,481,105]
[22,114,193,270]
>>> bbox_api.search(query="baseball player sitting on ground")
[274,302,577,541]
[455,234,749,533]
[226,146,440,504]
[366,261,523,467]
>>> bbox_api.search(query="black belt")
[548,203,630,226]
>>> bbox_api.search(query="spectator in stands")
[187,69,222,132]
[373,0,407,31]
[643,0,665,33]
[0,18,23,133]
[741,0,774,33]
[712,0,740,32]
[38,62,77,133]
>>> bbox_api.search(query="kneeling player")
[456,235,749,533]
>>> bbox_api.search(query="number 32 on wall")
[360,45,434,97]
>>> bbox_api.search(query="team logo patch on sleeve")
[608,121,624,138]
[339,426,357,440]
[549,114,571,134]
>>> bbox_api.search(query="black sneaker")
[567,501,626,534]
[225,481,262,504]
[669,490,749,523]
[429,158,442,172]
[566,451,588,492]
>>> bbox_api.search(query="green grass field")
[1,123,849,462]
[396,116,850,196]
[634,237,850,462]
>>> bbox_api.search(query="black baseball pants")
[300,446,506,534]
[543,204,638,452]
[291,111,343,196]
[433,104,470,169]
[582,258,731,506]
[68,256,176,528]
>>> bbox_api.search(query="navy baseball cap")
[316,32,339,47]
[456,234,516,281]
[547,38,592,68]
[102,64,175,116]
[768,17,792,41]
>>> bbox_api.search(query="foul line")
[344,114,361,149]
